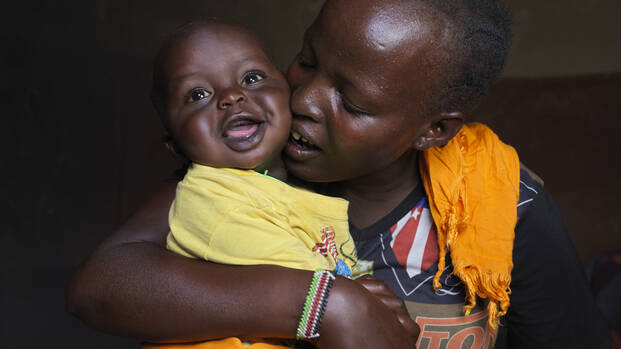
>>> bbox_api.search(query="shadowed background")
[2,0,620,347]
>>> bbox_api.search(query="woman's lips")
[285,129,321,161]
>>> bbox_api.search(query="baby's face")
[160,24,291,171]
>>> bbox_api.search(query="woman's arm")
[66,182,417,348]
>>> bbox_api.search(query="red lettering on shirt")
[416,310,495,349]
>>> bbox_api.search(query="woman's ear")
[413,111,464,150]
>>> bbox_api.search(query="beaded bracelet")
[296,269,336,340]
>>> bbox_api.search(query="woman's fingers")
[397,312,421,344]
[318,276,417,349]
[356,275,405,311]
[355,275,420,342]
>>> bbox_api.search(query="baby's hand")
[355,275,420,341]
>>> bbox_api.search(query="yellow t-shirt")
[167,163,357,276]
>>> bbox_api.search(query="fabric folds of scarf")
[419,123,520,330]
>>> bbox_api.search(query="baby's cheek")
[262,86,291,112]
[182,115,208,141]
[179,117,217,160]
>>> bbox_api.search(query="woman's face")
[284,0,447,183]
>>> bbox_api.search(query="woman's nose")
[218,89,245,109]
[289,75,327,123]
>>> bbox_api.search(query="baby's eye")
[241,71,265,86]
[187,88,211,103]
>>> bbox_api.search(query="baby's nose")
[218,90,245,109]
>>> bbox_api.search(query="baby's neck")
[256,155,315,191]
[254,155,288,182]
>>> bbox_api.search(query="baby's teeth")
[301,136,313,145]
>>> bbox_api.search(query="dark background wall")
[2,1,620,348]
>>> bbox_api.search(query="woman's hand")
[355,275,420,340]
[317,276,419,349]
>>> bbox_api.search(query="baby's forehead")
[155,20,270,79]
[168,21,265,54]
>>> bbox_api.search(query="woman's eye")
[339,94,366,116]
[187,88,211,103]
[241,72,265,86]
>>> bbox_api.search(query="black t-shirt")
[496,176,611,348]
[348,169,611,348]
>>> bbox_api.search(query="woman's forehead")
[306,0,446,101]
[311,0,443,65]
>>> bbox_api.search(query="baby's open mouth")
[221,114,267,152]
[290,130,318,149]
[224,118,263,139]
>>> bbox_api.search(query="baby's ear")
[413,111,464,150]
[162,133,187,160]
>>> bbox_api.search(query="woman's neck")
[339,151,421,229]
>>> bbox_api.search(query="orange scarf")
[420,123,520,329]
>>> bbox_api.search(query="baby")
[147,20,357,349]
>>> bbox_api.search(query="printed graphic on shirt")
[352,259,374,276]
[517,171,541,218]
[407,301,496,349]
[354,197,464,304]
[390,199,439,278]
[337,233,358,268]
[312,226,355,277]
